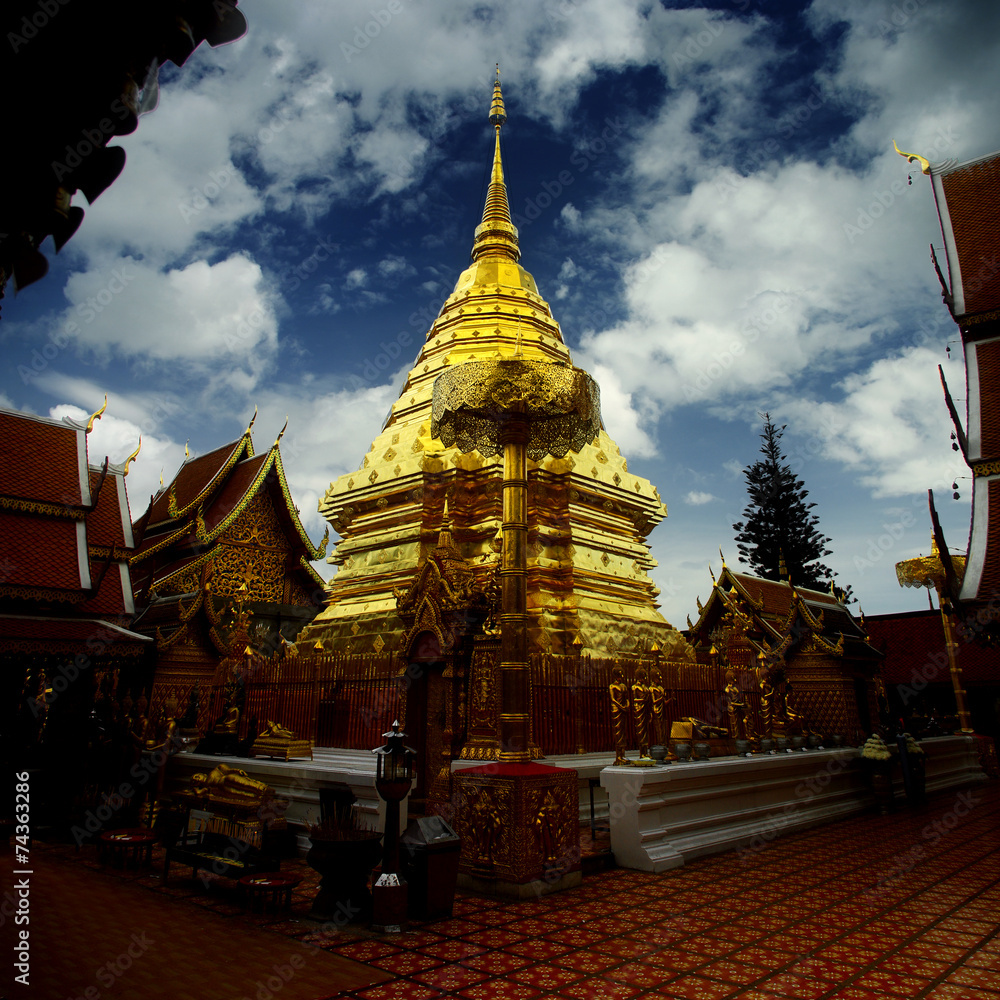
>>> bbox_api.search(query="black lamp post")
[371,720,416,933]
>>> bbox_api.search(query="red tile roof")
[201,453,269,535]
[2,513,86,591]
[78,561,132,617]
[86,468,132,549]
[933,150,1000,319]
[0,408,86,507]
[145,437,248,528]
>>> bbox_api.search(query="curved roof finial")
[123,436,142,476]
[893,139,930,175]
[246,404,258,435]
[274,416,289,448]
[86,394,108,433]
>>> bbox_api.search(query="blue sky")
[4,0,999,628]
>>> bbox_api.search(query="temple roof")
[921,147,1000,322]
[687,564,879,663]
[132,429,326,600]
[145,435,252,529]
[0,406,94,510]
[0,404,140,629]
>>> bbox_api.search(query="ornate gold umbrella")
[896,537,972,732]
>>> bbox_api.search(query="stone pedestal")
[453,762,581,898]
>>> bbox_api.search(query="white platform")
[599,736,986,872]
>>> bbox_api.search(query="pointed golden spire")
[185,440,190,459]
[472,65,520,264]
[123,436,142,476]
[274,416,288,448]
[86,394,108,433]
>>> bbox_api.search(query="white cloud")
[685,491,717,505]
[57,254,278,379]
[782,346,967,498]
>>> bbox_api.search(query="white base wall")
[599,736,986,873]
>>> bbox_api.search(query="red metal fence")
[206,649,759,754]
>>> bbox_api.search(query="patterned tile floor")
[23,781,1000,999]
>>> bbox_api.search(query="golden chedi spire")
[302,68,691,666]
[472,66,520,264]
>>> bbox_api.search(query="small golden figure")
[725,669,753,741]
[631,666,651,758]
[648,670,672,746]
[213,705,240,735]
[259,720,296,739]
[609,668,630,765]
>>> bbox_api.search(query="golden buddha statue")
[609,668,630,765]
[190,764,268,802]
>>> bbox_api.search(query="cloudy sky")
[4,0,998,628]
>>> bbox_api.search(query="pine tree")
[732,414,838,592]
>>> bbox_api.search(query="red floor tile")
[665,973,742,999]
[559,977,647,1000]
[507,963,586,990]
[455,980,541,1000]
[765,972,837,998]
[409,963,491,991]
[605,959,675,989]
[700,958,770,986]
[880,954,953,978]
[461,950,534,975]
[551,949,623,973]
[946,965,1000,990]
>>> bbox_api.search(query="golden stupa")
[298,70,692,663]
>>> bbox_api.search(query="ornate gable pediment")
[394,536,492,656]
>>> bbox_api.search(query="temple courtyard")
[24,780,999,1000]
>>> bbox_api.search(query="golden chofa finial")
[123,436,142,476]
[893,139,930,175]
[489,63,506,126]
[245,404,257,436]
[274,416,288,448]
[86,394,108,433]
[184,440,190,458]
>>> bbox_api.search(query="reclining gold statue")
[250,719,313,761]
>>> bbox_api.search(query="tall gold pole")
[937,586,973,733]
[499,410,531,762]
